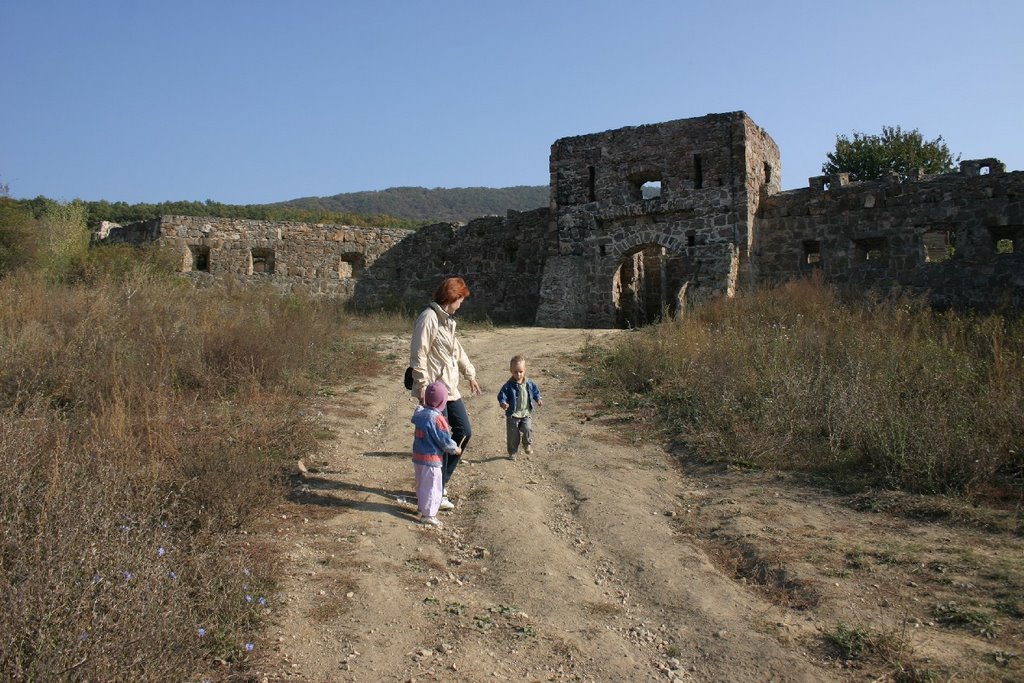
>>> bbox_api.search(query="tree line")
[2,185,553,236]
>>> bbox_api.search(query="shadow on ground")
[289,475,418,521]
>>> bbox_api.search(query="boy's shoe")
[508,452,517,460]
[420,516,443,527]
[438,497,455,511]
[524,445,533,455]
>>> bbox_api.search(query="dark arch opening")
[612,243,693,328]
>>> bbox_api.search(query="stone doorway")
[612,244,691,328]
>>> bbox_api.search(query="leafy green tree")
[822,126,959,182]
[37,201,91,280]
[0,197,40,274]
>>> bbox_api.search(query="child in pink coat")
[410,382,462,527]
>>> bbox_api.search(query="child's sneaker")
[438,497,455,511]
[420,516,443,527]
[524,445,533,455]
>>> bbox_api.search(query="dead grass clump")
[309,600,349,623]
[822,621,912,669]
[583,601,623,617]
[707,537,819,610]
[0,265,386,677]
[587,277,1024,500]
[406,553,448,574]
[933,601,997,639]
[847,490,1020,534]
[0,404,273,679]
[465,484,493,502]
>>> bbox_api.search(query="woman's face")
[445,296,465,314]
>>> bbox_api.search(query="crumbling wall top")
[960,158,1005,177]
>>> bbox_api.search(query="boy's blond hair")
[510,355,526,369]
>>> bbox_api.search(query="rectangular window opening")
[922,230,954,263]
[505,241,519,262]
[693,154,703,189]
[188,244,210,272]
[803,240,821,267]
[588,166,596,202]
[989,226,1022,255]
[641,180,662,199]
[249,248,275,275]
[339,253,364,278]
[853,237,887,263]
[628,171,661,202]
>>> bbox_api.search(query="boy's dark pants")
[505,415,533,455]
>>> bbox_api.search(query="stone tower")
[535,111,780,327]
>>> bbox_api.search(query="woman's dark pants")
[442,399,471,488]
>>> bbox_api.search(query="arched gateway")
[611,242,694,328]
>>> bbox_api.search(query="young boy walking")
[497,355,543,459]
[411,381,462,527]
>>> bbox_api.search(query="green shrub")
[0,197,40,274]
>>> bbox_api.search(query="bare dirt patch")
[250,327,1022,682]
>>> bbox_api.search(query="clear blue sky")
[2,1,1022,204]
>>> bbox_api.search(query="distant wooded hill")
[11,185,549,233]
[275,185,549,223]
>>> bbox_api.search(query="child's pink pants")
[414,463,443,517]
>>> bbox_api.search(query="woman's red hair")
[433,277,470,306]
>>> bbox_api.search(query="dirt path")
[253,327,1022,682]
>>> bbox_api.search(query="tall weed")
[591,278,1024,497]
[0,255,380,678]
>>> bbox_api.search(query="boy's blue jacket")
[496,378,542,417]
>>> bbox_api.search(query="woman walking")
[408,277,481,510]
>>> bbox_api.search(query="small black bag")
[403,366,414,390]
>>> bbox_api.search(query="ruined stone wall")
[95,112,1023,326]
[755,160,1024,310]
[741,117,782,288]
[536,112,780,327]
[350,208,550,323]
[103,215,411,298]
[96,218,162,245]
[99,210,550,324]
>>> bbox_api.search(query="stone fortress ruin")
[97,112,1024,326]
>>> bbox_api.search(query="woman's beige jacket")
[409,303,476,402]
